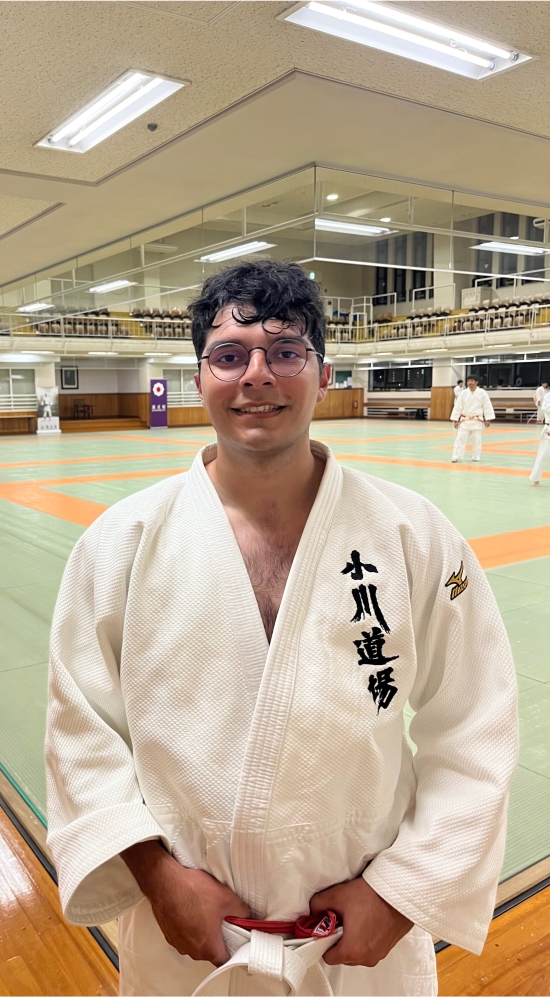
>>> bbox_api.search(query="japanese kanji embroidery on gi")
[350,583,390,631]
[445,561,469,601]
[342,550,400,711]
[341,550,378,580]
[354,627,399,667]
[367,668,398,713]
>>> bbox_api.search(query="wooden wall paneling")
[0,414,36,435]
[313,389,364,420]
[119,393,149,424]
[430,386,455,421]
[168,406,212,427]
[59,393,150,424]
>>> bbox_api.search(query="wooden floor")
[438,885,550,996]
[0,807,118,996]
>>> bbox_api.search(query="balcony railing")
[0,394,38,411]
[2,299,550,349]
[167,390,201,407]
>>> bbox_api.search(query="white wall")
[56,367,140,393]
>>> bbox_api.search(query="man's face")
[194,305,330,455]
[543,382,549,390]
[467,379,478,392]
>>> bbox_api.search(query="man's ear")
[317,363,331,404]
[194,371,203,400]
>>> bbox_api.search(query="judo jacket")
[450,387,495,427]
[45,442,518,996]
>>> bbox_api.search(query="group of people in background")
[450,375,550,485]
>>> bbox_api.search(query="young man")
[453,379,463,398]
[533,381,550,423]
[530,389,550,485]
[46,261,517,997]
[450,375,495,463]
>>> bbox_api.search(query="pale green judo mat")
[0,420,548,882]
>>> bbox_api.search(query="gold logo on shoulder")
[445,561,468,601]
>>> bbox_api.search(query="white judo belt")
[192,912,343,997]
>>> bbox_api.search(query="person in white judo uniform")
[533,381,550,423]
[450,375,495,463]
[46,261,518,997]
[530,389,550,485]
[453,379,463,399]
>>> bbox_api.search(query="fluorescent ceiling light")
[282,1,530,80]
[36,70,186,153]
[326,194,339,201]
[0,353,45,362]
[144,352,173,357]
[199,241,275,263]
[380,216,391,222]
[144,242,179,254]
[17,302,51,313]
[374,352,394,356]
[89,280,138,293]
[487,344,513,348]
[87,351,119,355]
[166,356,198,364]
[472,241,548,256]
[315,218,391,236]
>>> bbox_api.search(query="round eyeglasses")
[199,338,323,382]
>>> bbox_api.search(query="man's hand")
[454,421,459,429]
[310,877,413,968]
[485,421,490,428]
[121,840,250,966]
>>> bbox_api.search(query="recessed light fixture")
[281,1,531,80]
[89,280,138,293]
[315,218,392,236]
[380,216,392,223]
[87,351,119,356]
[36,70,186,153]
[199,240,275,263]
[17,302,51,313]
[326,193,339,201]
[472,241,548,256]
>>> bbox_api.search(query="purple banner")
[150,379,168,428]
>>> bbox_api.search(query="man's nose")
[242,349,276,385]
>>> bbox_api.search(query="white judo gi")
[45,442,517,997]
[534,385,549,423]
[530,392,550,483]
[450,387,495,462]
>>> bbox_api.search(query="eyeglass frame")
[198,339,325,381]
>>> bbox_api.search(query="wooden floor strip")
[0,807,118,996]
[438,884,550,996]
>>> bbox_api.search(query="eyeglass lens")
[208,339,309,380]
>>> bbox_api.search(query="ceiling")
[2,0,550,287]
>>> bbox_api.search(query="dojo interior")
[1,2,550,995]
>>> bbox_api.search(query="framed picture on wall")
[61,367,79,390]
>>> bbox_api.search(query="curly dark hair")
[189,259,326,364]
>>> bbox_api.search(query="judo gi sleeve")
[449,396,462,422]
[363,506,518,954]
[45,516,168,926]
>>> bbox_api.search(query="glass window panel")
[0,370,10,395]
[11,368,35,394]
[163,368,183,392]
[203,170,314,243]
